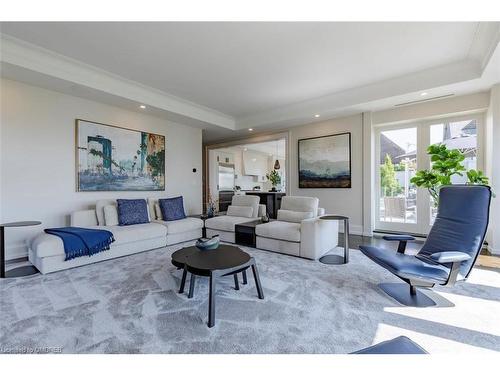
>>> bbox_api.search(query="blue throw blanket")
[44,227,115,261]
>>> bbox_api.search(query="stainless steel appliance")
[217,163,235,191]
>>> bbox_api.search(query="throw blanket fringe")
[44,227,115,261]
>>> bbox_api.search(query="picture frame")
[298,132,351,188]
[75,119,165,191]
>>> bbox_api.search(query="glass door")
[427,116,481,228]
[375,125,419,233]
[375,114,483,235]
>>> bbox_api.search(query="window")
[375,114,483,235]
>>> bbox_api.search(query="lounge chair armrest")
[382,235,415,242]
[427,251,472,286]
[430,251,471,264]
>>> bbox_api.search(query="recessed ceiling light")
[243,147,248,151]
[314,114,320,118]
[139,105,146,109]
[420,92,428,97]
[248,128,253,131]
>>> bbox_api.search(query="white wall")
[372,92,490,125]
[485,84,500,254]
[288,114,364,234]
[0,79,202,260]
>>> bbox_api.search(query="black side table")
[319,215,350,265]
[1,221,41,278]
[187,214,208,238]
[235,219,264,248]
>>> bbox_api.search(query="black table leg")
[208,272,216,328]
[179,268,187,294]
[344,219,350,264]
[0,227,5,278]
[188,274,196,299]
[242,269,248,285]
[233,274,239,290]
[251,262,264,299]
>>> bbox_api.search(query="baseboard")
[338,224,363,236]
[487,244,500,255]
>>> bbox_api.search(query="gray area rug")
[1,243,499,354]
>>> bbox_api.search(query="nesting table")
[171,244,264,327]
[318,215,350,265]
[0,221,41,278]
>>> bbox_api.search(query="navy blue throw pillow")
[117,199,150,226]
[159,196,186,221]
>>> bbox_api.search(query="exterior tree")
[380,154,403,197]
[411,143,491,205]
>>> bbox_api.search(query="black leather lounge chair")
[352,336,428,354]
[359,185,491,307]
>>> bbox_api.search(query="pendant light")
[273,140,280,170]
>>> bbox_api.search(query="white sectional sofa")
[205,195,266,243]
[29,198,203,274]
[255,196,338,260]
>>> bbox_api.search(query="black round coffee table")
[171,244,264,328]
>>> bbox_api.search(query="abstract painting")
[76,119,165,191]
[298,132,351,188]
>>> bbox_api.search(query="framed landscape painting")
[76,119,165,191]
[298,132,351,188]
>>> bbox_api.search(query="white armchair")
[205,195,266,243]
[255,196,338,260]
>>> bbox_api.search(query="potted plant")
[410,144,491,206]
[206,191,218,218]
[266,170,281,192]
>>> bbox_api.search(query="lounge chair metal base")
[379,283,437,307]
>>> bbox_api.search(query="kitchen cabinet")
[242,149,269,176]
[215,151,234,164]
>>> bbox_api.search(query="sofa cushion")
[205,215,253,232]
[154,203,163,220]
[231,195,260,218]
[104,205,119,226]
[32,223,166,258]
[95,199,116,226]
[280,196,319,216]
[117,199,150,226]
[277,209,314,223]
[147,198,158,219]
[155,217,203,234]
[227,205,254,218]
[159,196,186,221]
[255,221,301,242]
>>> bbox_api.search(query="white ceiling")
[1,22,499,142]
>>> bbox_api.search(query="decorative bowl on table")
[195,235,220,251]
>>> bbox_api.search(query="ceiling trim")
[236,22,500,130]
[467,22,500,69]
[1,23,499,138]
[236,59,482,129]
[0,34,236,130]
